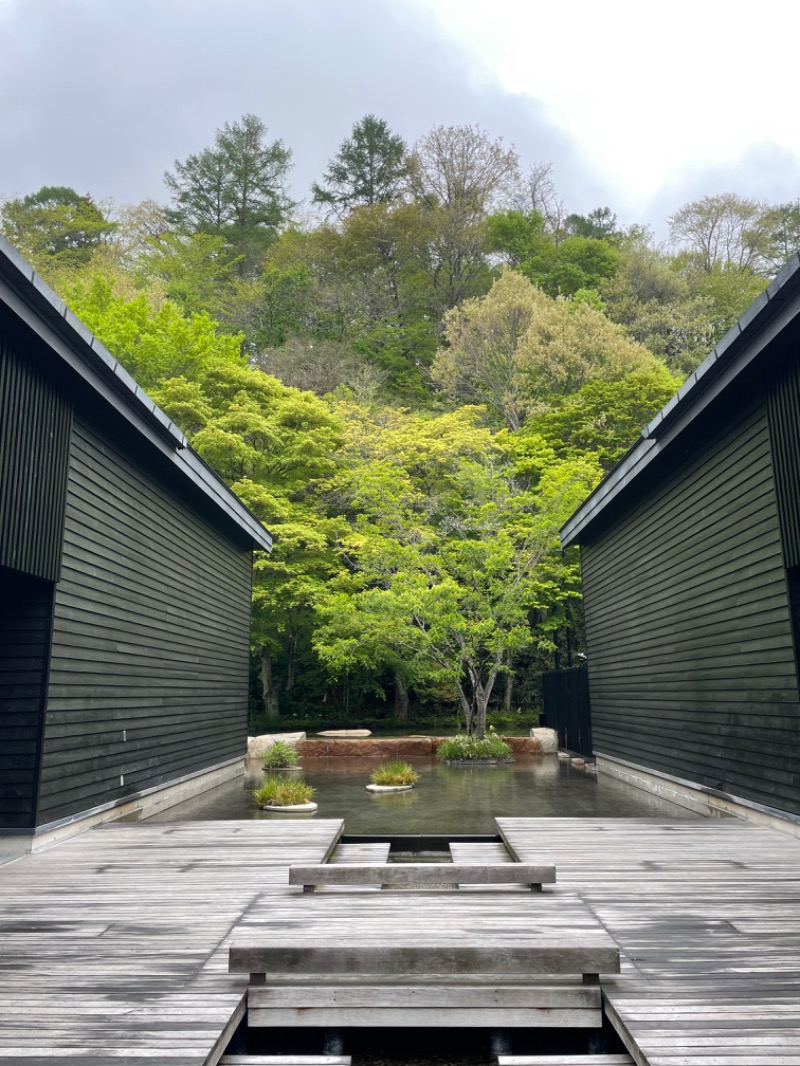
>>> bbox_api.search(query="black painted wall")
[36,417,254,825]
[581,380,800,814]
[0,320,72,582]
[0,567,53,828]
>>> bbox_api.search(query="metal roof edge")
[561,254,800,547]
[0,237,272,552]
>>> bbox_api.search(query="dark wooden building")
[0,237,271,841]
[561,254,800,821]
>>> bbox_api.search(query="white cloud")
[410,0,800,217]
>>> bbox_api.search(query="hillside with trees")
[3,113,797,736]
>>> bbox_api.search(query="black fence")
[541,666,592,757]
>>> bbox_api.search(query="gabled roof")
[561,253,800,548]
[0,236,272,551]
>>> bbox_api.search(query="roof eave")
[561,253,800,548]
[0,237,272,553]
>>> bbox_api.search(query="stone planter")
[442,758,515,767]
[258,802,318,813]
[366,783,415,793]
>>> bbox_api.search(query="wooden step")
[288,862,556,891]
[248,981,601,1029]
[498,1056,634,1065]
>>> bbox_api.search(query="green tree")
[64,276,245,391]
[433,270,658,429]
[312,114,409,217]
[522,365,681,470]
[0,185,114,276]
[408,124,519,311]
[314,403,601,736]
[668,193,768,273]
[566,206,621,242]
[757,200,800,275]
[164,114,293,275]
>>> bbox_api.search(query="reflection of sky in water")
[146,756,692,834]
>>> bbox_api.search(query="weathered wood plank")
[288,862,555,889]
[231,943,620,977]
[247,1006,600,1028]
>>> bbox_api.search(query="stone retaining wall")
[297,735,543,758]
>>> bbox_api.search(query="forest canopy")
[2,114,794,736]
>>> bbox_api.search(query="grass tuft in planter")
[253,776,315,807]
[369,761,420,786]
[261,740,300,768]
[436,734,512,762]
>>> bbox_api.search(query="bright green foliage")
[63,277,245,392]
[436,734,512,761]
[165,114,293,275]
[486,210,620,297]
[253,776,314,806]
[485,209,549,268]
[261,741,300,768]
[312,114,409,217]
[314,401,602,738]
[369,761,419,785]
[1,185,115,277]
[521,235,620,297]
[522,365,682,470]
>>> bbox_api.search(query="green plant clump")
[261,740,300,768]
[369,761,420,786]
[436,734,512,762]
[253,776,315,807]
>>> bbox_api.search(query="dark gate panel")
[542,666,592,757]
[0,566,53,828]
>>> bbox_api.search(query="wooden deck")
[0,820,344,1065]
[500,817,800,1066]
[2,816,800,1063]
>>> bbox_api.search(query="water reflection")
[148,754,692,833]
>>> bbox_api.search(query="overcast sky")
[1,0,798,240]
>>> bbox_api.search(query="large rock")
[298,737,434,758]
[530,727,558,754]
[246,732,306,760]
[506,736,541,755]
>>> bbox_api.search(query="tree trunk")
[457,684,474,736]
[394,671,410,722]
[256,644,280,723]
[503,653,513,716]
[285,632,298,693]
[471,654,503,739]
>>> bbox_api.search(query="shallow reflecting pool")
[147,755,692,833]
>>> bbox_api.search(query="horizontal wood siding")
[581,395,800,814]
[37,418,253,824]
[0,324,72,581]
[0,567,52,828]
